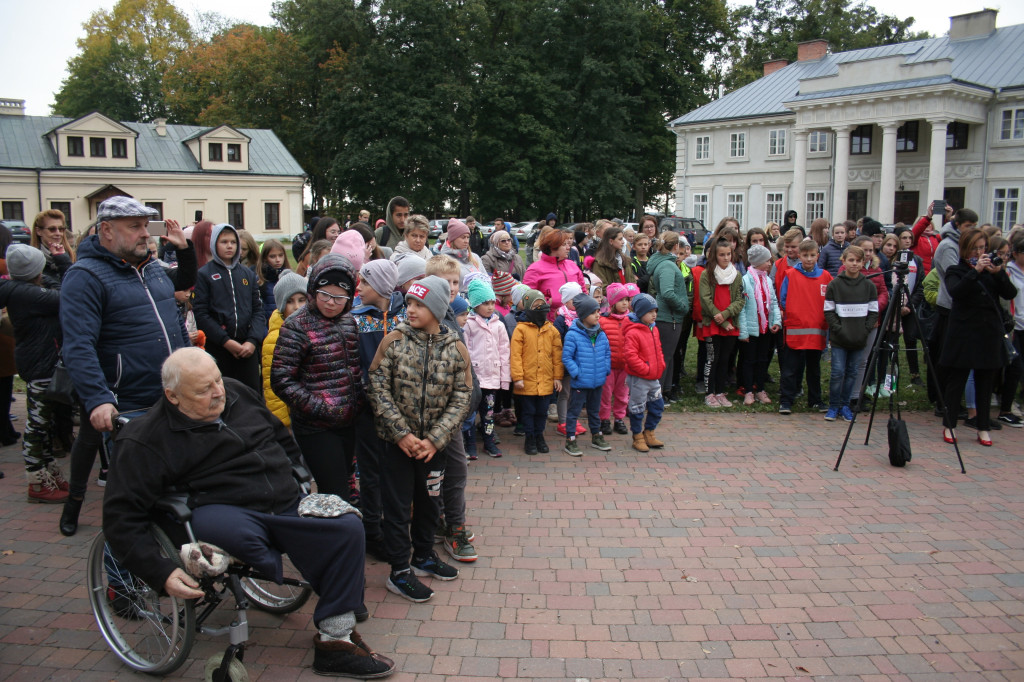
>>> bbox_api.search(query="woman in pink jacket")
[523,228,587,322]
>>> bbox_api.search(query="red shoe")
[977,435,993,447]
[575,422,586,435]
[942,429,956,444]
[557,423,566,436]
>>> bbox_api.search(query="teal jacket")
[738,271,782,340]
[646,251,689,324]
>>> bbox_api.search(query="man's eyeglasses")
[316,290,351,304]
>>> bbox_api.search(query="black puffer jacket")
[271,255,364,434]
[0,279,61,381]
[192,224,267,349]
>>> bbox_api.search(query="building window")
[993,188,1019,230]
[692,193,709,224]
[89,137,106,157]
[145,202,163,219]
[228,202,245,229]
[1000,108,1024,140]
[768,129,786,156]
[209,143,223,162]
[265,203,281,230]
[896,121,919,152]
[2,201,24,220]
[765,192,784,226]
[946,122,969,150]
[850,125,872,155]
[50,201,72,229]
[809,131,829,153]
[111,138,128,158]
[694,135,710,160]
[726,192,744,226]
[67,136,84,157]
[227,144,242,162]
[806,191,826,221]
[729,133,746,158]
[847,190,868,222]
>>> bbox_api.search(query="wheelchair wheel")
[87,528,196,675]
[238,574,312,614]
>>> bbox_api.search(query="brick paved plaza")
[1,406,1023,681]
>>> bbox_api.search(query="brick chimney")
[763,59,789,76]
[949,9,997,40]
[797,39,829,62]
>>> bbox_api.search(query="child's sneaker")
[442,526,477,562]
[716,393,733,408]
[743,392,756,406]
[755,391,772,404]
[97,468,108,487]
[811,402,829,412]
[613,419,628,434]
[824,407,838,421]
[705,394,720,407]
[563,438,582,457]
[513,422,526,436]
[482,435,502,458]
[778,404,792,415]
[591,434,611,451]
[600,419,612,436]
[387,569,434,602]
[557,423,567,436]
[840,406,855,422]
[411,551,459,581]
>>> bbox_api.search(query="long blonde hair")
[31,209,76,262]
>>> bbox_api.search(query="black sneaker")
[997,413,1023,428]
[600,419,612,436]
[613,419,628,434]
[386,569,433,602]
[513,423,526,436]
[535,434,549,453]
[524,435,538,455]
[778,404,792,415]
[97,468,108,487]
[313,634,396,678]
[411,551,459,581]
[965,416,1002,430]
[811,402,829,413]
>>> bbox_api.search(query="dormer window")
[209,143,223,162]
[112,138,128,159]
[227,144,241,162]
[90,137,106,157]
[67,136,84,157]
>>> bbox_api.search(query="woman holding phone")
[30,209,75,288]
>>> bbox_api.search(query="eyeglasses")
[41,226,68,233]
[498,238,512,243]
[316,290,351,304]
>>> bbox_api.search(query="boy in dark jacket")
[823,246,879,422]
[561,294,612,456]
[369,276,472,602]
[193,224,266,392]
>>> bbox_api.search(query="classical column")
[791,129,808,222]
[832,126,852,223]
[878,122,900,224]
[927,118,950,230]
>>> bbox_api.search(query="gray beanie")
[631,293,658,320]
[747,244,772,267]
[360,259,399,296]
[572,293,600,321]
[394,253,427,284]
[273,271,308,315]
[405,275,450,324]
[6,244,46,281]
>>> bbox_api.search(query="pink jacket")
[523,253,587,321]
[464,312,511,390]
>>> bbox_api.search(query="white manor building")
[0,103,305,238]
[668,9,1024,232]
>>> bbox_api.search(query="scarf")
[558,304,578,327]
[525,305,549,327]
[441,245,471,263]
[714,263,738,285]
[751,269,771,334]
[489,245,515,262]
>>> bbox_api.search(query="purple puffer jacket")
[270,255,364,433]
[523,253,587,322]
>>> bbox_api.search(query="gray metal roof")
[0,115,304,176]
[670,22,1024,126]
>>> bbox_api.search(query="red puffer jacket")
[599,312,628,370]
[623,316,666,380]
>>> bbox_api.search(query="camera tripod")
[833,254,966,473]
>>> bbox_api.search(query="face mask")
[525,304,550,326]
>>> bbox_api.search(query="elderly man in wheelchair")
[94,347,395,679]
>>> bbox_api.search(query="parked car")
[622,222,639,233]
[511,221,539,239]
[658,217,706,249]
[428,219,449,239]
[0,220,31,245]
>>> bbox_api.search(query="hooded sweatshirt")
[824,273,879,350]
[193,224,267,350]
[375,197,407,250]
[933,222,962,310]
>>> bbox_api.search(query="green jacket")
[647,251,689,323]
[922,268,940,307]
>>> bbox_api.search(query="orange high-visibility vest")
[783,269,832,350]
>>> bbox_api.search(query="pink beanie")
[622,283,641,299]
[331,231,365,271]
[446,219,470,244]
[606,283,629,308]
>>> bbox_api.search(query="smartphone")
[194,210,203,222]
[148,220,167,236]
[932,199,946,217]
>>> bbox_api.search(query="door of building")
[943,187,966,213]
[847,190,868,222]
[893,191,920,225]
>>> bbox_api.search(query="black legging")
[68,402,110,499]
[943,367,995,431]
[708,335,738,395]
[0,375,17,443]
[295,427,354,497]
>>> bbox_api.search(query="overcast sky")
[1,0,1022,117]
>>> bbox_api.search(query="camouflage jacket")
[368,322,472,450]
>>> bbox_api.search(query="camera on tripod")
[893,249,912,273]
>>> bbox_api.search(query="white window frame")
[694,135,711,161]
[992,187,1020,230]
[768,129,787,156]
[808,131,829,154]
[729,132,746,159]
[692,193,709,224]
[806,191,826,222]
[999,108,1024,141]
[726,192,745,226]
[765,191,785,226]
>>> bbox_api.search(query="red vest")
[783,269,831,350]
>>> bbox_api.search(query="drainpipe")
[36,168,42,213]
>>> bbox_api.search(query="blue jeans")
[829,346,864,409]
[566,386,602,438]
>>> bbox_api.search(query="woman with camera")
[939,228,1017,447]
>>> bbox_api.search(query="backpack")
[886,416,912,467]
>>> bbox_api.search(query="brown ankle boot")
[643,429,665,449]
[632,433,649,452]
[27,468,69,504]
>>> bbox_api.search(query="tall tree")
[53,0,193,121]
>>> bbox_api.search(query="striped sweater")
[823,273,879,350]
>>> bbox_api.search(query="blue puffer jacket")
[817,239,847,277]
[561,319,611,390]
[61,235,190,413]
[193,224,267,349]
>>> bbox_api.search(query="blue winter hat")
[450,295,470,316]
[631,293,658,319]
[467,278,496,308]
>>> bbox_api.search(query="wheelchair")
[87,485,314,681]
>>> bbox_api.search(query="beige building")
[0,103,305,238]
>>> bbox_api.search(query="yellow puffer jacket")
[262,309,290,427]
[510,320,564,396]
